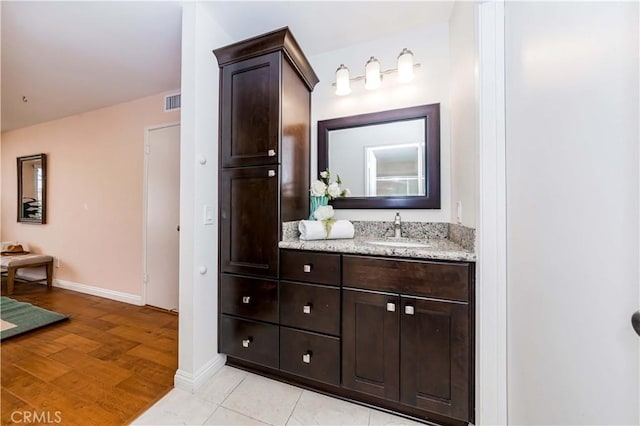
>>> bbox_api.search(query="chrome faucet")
[393,212,402,238]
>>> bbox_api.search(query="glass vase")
[309,196,329,220]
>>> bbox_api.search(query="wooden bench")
[0,254,54,295]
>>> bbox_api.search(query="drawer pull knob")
[242,338,252,348]
[303,264,312,273]
[268,170,276,177]
[405,305,415,315]
[268,149,276,157]
[302,352,312,364]
[242,296,251,304]
[303,304,312,314]
[386,302,396,312]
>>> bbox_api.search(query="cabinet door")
[400,296,471,422]
[221,52,280,168]
[342,289,399,401]
[220,166,279,278]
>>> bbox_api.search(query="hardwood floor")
[1,282,178,425]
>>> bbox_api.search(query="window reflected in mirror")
[17,153,47,224]
[366,142,424,196]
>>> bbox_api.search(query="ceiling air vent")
[164,93,181,112]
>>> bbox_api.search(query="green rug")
[0,296,68,340]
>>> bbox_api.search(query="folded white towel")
[299,220,355,241]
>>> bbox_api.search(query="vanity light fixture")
[397,48,415,82]
[364,57,381,90]
[335,64,351,95]
[333,48,420,96]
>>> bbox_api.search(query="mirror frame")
[17,153,47,224]
[318,103,440,209]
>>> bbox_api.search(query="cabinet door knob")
[268,149,276,157]
[405,305,415,315]
[386,302,396,312]
[268,170,276,177]
[242,296,251,304]
[303,264,312,273]
[242,338,252,348]
[303,304,312,314]
[302,352,312,364]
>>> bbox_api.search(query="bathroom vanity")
[222,227,476,426]
[214,28,475,426]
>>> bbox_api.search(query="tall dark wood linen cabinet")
[213,29,319,368]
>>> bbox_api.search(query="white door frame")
[476,1,508,424]
[142,122,181,305]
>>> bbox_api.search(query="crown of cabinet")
[213,27,319,91]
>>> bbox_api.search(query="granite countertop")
[279,221,476,262]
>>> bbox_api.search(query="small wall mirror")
[17,153,47,224]
[318,104,440,209]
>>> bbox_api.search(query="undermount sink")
[367,240,432,248]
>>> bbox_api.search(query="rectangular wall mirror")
[318,104,440,209]
[17,153,47,224]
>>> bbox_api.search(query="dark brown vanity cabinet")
[216,29,318,280]
[342,289,401,400]
[279,250,342,386]
[400,297,471,421]
[225,247,475,425]
[215,29,319,370]
[342,255,474,423]
[220,52,280,168]
[220,166,280,278]
[342,291,471,420]
[214,28,474,426]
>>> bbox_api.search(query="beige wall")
[1,91,179,297]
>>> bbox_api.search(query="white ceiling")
[204,1,455,56]
[1,1,454,132]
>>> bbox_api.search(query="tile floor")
[133,365,424,426]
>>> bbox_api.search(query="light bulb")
[365,57,381,90]
[397,48,414,83]
[335,64,351,96]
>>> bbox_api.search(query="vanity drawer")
[280,281,340,336]
[343,255,471,302]
[280,250,341,286]
[220,274,278,322]
[280,327,340,386]
[220,315,278,368]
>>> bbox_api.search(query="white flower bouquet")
[308,169,349,221]
[309,169,350,200]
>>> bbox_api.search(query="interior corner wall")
[309,23,451,223]
[177,1,231,386]
[0,91,180,299]
[449,1,478,228]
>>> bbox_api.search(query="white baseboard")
[174,354,226,393]
[53,279,144,306]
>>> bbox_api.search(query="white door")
[145,124,180,311]
[505,2,639,424]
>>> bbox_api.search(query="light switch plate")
[204,205,214,225]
